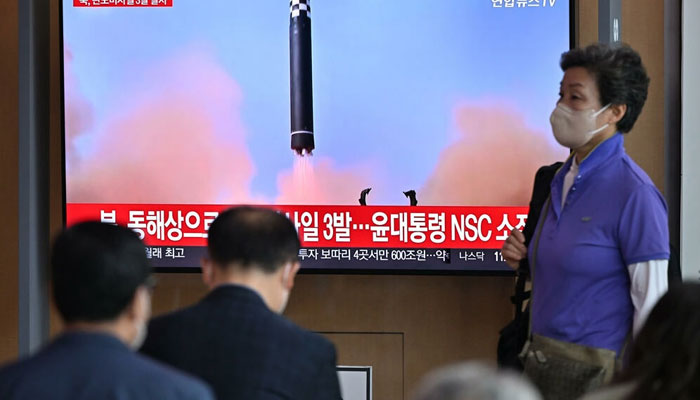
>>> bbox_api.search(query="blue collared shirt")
[529,133,669,353]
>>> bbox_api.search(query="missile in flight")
[289,0,314,156]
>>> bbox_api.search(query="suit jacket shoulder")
[141,284,342,400]
[0,332,213,400]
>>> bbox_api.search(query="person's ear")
[201,257,214,288]
[608,103,627,125]
[282,261,300,291]
[128,286,151,323]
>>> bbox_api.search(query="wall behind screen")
[0,3,671,397]
[0,0,20,364]
[681,0,700,281]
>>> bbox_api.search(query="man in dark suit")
[140,206,343,400]
[0,222,214,400]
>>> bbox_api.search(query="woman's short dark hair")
[618,283,700,400]
[207,206,300,273]
[560,43,649,133]
[51,222,151,323]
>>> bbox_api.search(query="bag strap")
[524,158,570,343]
[525,195,551,342]
[519,160,570,358]
[511,268,530,318]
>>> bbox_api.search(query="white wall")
[681,0,700,281]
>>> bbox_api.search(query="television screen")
[63,0,570,272]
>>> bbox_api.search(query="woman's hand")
[501,228,527,270]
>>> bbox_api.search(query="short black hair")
[560,43,649,133]
[51,221,151,323]
[207,206,300,273]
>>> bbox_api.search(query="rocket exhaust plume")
[289,0,315,156]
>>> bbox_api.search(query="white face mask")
[550,103,610,149]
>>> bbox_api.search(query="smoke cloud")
[276,156,376,205]
[63,45,94,171]
[67,47,255,204]
[66,49,564,208]
[419,102,567,206]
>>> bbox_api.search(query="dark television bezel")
[59,0,575,276]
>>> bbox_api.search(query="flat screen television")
[62,0,572,273]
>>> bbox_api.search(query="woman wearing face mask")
[500,43,669,399]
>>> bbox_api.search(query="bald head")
[207,206,300,273]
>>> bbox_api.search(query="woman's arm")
[628,259,668,335]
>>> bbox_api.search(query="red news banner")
[66,204,528,249]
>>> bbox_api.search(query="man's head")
[51,221,153,348]
[203,206,301,313]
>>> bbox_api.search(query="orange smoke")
[63,45,94,170]
[276,156,376,205]
[67,48,254,204]
[66,47,564,207]
[419,102,567,206]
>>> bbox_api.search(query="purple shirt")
[529,133,669,353]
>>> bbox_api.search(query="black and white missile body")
[289,0,314,156]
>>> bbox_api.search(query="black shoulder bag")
[497,162,563,371]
